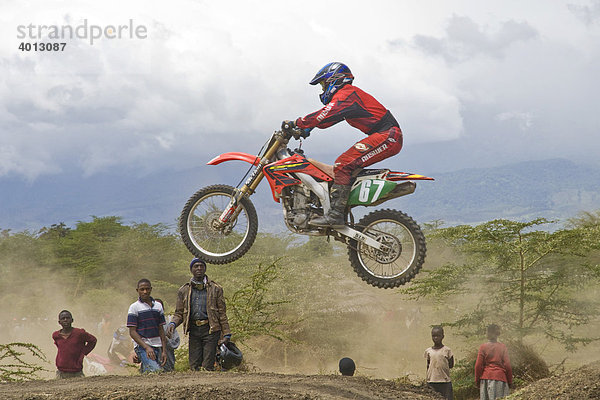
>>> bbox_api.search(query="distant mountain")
[1,158,599,232]
[394,158,600,225]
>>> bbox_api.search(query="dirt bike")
[179,123,434,288]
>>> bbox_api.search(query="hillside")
[1,158,599,231]
[507,361,600,399]
[398,158,600,225]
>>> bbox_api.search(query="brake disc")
[351,225,402,264]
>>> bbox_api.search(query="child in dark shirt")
[52,310,97,378]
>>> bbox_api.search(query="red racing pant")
[333,127,403,185]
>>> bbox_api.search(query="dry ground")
[507,361,600,400]
[5,361,600,400]
[0,371,441,400]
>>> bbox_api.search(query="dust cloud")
[3,245,599,381]
[2,292,134,379]
[2,248,442,380]
[1,261,146,379]
[238,246,457,380]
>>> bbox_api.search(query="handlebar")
[281,121,299,139]
[281,120,310,140]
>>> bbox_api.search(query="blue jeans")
[135,346,163,373]
[163,347,176,372]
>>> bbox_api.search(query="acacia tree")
[42,216,130,294]
[227,260,295,343]
[402,218,600,351]
[0,343,47,382]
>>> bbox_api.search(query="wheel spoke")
[348,209,426,288]
[188,193,250,256]
[180,185,258,264]
[357,219,416,279]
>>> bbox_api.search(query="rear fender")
[387,171,434,181]
[207,152,261,166]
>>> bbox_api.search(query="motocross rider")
[284,62,403,227]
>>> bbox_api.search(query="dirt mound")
[0,371,441,400]
[509,361,600,400]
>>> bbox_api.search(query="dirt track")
[6,360,600,399]
[0,371,440,400]
[506,361,600,400]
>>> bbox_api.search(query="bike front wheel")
[179,184,258,264]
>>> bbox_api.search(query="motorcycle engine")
[285,186,313,230]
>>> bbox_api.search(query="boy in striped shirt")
[127,278,168,373]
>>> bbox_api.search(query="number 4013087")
[19,42,66,51]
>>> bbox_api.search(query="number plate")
[348,179,396,205]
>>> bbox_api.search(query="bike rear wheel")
[180,184,258,264]
[347,209,426,288]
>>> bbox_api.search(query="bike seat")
[307,158,334,179]
[355,168,390,178]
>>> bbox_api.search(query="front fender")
[207,152,261,166]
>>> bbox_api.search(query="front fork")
[216,170,263,227]
[216,132,288,227]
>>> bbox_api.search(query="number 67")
[358,179,385,203]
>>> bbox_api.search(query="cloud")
[1,1,473,180]
[412,15,538,63]
[568,0,600,25]
[495,111,534,131]
[0,0,598,182]
[384,8,600,171]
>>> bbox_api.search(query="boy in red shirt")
[475,324,513,399]
[52,310,97,378]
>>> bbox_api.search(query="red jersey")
[52,327,97,372]
[474,341,513,386]
[295,84,398,135]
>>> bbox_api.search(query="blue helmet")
[309,62,354,105]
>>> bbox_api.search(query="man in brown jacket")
[167,258,232,370]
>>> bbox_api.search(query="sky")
[1,0,599,182]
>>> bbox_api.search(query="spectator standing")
[155,298,180,372]
[424,326,454,400]
[52,310,97,379]
[167,258,232,371]
[475,324,513,400]
[127,278,168,373]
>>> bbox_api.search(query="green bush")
[0,343,48,382]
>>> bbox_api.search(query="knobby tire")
[179,184,258,264]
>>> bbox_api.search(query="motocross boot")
[310,183,351,227]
